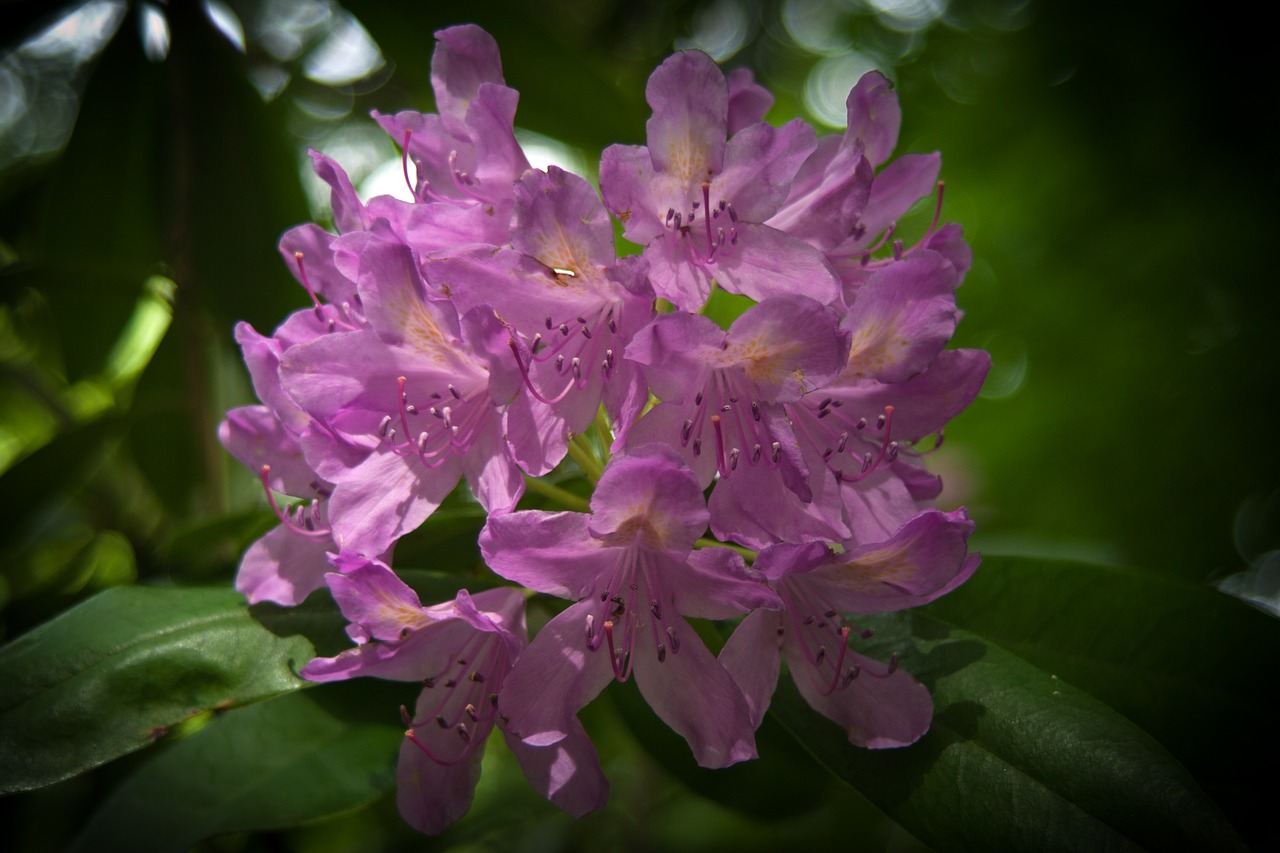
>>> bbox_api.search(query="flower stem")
[567,434,605,483]
[522,475,590,512]
[694,537,757,563]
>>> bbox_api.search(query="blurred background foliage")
[1,0,1276,850]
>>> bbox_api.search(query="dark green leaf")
[769,612,1245,851]
[0,585,314,793]
[921,556,1280,829]
[69,685,404,853]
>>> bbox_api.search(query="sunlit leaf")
[0,585,314,793]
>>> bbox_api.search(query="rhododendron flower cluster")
[220,23,989,835]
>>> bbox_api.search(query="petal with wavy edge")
[480,511,606,599]
[843,70,901,168]
[842,251,960,384]
[644,50,727,186]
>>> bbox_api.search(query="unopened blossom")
[302,555,606,832]
[480,445,781,768]
[600,49,840,311]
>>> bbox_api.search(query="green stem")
[694,538,757,563]
[522,475,590,512]
[566,434,605,483]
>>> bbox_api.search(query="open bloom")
[301,555,605,833]
[600,49,840,311]
[721,508,980,746]
[480,445,781,768]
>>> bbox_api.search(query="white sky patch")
[204,0,247,52]
[303,10,383,86]
[516,129,590,180]
[802,51,881,128]
[139,2,170,62]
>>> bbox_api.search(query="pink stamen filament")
[384,376,491,466]
[850,181,947,269]
[402,633,507,764]
[258,465,331,540]
[506,306,619,406]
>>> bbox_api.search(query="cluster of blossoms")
[220,24,988,835]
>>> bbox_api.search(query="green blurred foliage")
[1,0,1276,849]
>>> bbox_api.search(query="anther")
[665,626,680,652]
[751,401,760,421]
[650,600,662,619]
[465,704,479,721]
[857,418,867,430]
[752,443,762,462]
[468,671,485,683]
[729,448,740,470]
[435,715,449,729]
[877,413,887,430]
[449,384,462,400]
[456,724,471,743]
[400,705,414,727]
[771,441,781,463]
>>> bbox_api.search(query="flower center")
[664,182,740,267]
[377,375,494,467]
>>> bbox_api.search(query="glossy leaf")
[920,554,1280,811]
[769,611,1245,851]
[0,585,314,793]
[70,685,405,853]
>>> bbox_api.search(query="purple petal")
[808,508,979,613]
[326,446,457,557]
[710,224,841,306]
[843,71,901,168]
[718,609,784,727]
[235,524,334,606]
[713,118,816,224]
[431,24,506,121]
[587,446,709,555]
[855,152,941,248]
[396,727,485,835]
[644,50,728,186]
[512,166,614,273]
[599,143,665,244]
[325,559,429,641]
[480,511,606,599]
[499,599,617,746]
[505,716,609,817]
[825,348,992,442]
[842,251,960,383]
[724,295,848,401]
[308,150,366,233]
[631,613,758,768]
[679,547,782,619]
[726,66,774,135]
[787,642,933,748]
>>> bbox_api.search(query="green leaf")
[70,684,405,853]
[769,612,1245,851]
[921,555,1280,835]
[0,585,314,793]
